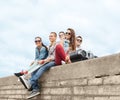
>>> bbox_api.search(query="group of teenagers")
[14,28,83,99]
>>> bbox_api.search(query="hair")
[59,31,65,35]
[50,32,57,37]
[67,28,76,51]
[35,36,48,52]
[77,36,82,42]
[77,36,82,39]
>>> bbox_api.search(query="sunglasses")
[77,39,82,42]
[66,32,71,35]
[35,40,41,43]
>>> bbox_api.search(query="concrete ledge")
[0,53,120,85]
[40,53,120,81]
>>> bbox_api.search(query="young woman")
[14,37,48,77]
[55,28,76,65]
[65,28,76,52]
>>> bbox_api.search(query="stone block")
[73,96,93,100]
[94,97,109,100]
[88,78,103,85]
[103,76,120,85]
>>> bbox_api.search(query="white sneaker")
[61,61,66,65]
[19,76,31,89]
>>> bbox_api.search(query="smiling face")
[35,37,42,47]
[65,30,72,40]
[49,32,57,43]
[76,37,82,47]
[59,32,65,40]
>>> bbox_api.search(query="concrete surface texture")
[0,53,120,100]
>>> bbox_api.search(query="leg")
[14,61,43,77]
[55,44,66,65]
[30,61,56,90]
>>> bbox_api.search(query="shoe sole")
[14,73,21,77]
[19,76,29,89]
[27,92,40,99]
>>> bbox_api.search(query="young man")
[76,36,82,50]
[19,32,57,99]
[75,35,97,59]
[59,31,65,41]
[58,31,69,53]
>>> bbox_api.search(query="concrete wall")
[0,53,120,100]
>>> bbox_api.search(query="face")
[76,37,82,46]
[66,30,71,40]
[49,33,56,42]
[59,32,65,40]
[35,38,42,47]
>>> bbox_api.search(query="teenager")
[76,36,83,50]
[14,37,48,77]
[59,31,65,41]
[65,28,76,53]
[55,28,77,65]
[19,32,57,99]
[58,31,69,52]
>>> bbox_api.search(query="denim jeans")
[29,61,56,90]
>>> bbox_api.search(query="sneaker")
[14,72,24,77]
[28,86,33,91]
[19,76,31,89]
[61,61,66,65]
[27,90,40,99]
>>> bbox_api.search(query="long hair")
[67,28,76,51]
[35,36,48,52]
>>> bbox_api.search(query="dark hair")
[77,36,82,42]
[67,28,76,51]
[35,36,48,52]
[50,32,57,37]
[59,31,65,35]
[77,36,82,40]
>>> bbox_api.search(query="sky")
[0,0,120,78]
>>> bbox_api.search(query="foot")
[27,90,40,99]
[14,72,24,77]
[19,76,31,89]
[61,61,66,65]
[28,87,33,91]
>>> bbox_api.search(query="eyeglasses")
[35,40,41,43]
[66,32,71,35]
[77,39,82,42]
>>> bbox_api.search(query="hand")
[44,58,51,63]
[30,61,34,66]
[65,55,71,64]
[38,60,45,64]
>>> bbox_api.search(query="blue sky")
[0,0,120,78]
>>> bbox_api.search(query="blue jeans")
[30,61,56,90]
